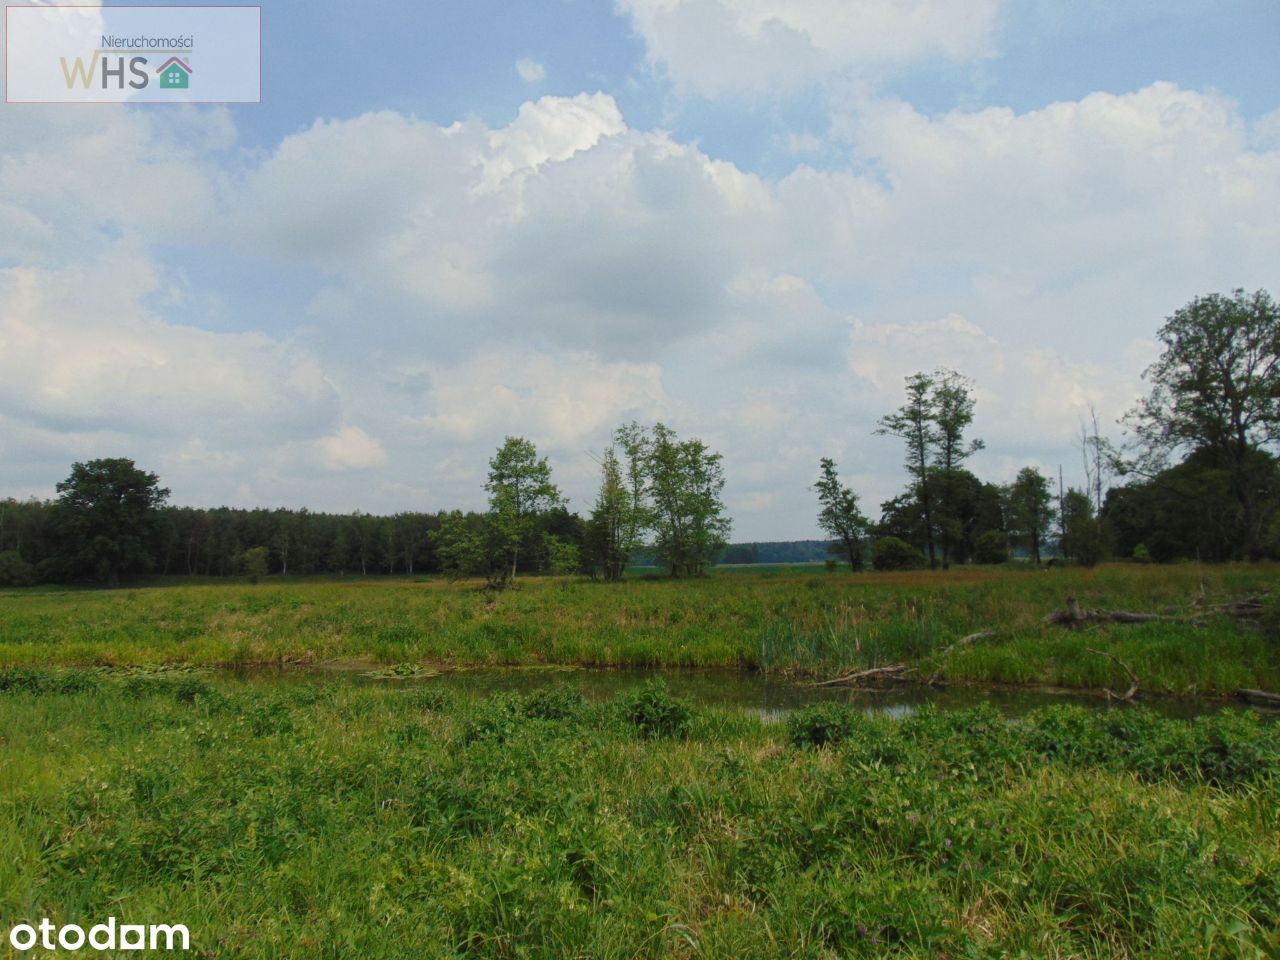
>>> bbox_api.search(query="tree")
[584,447,633,582]
[1059,488,1101,566]
[876,372,940,568]
[646,423,730,577]
[1005,467,1055,565]
[485,437,564,581]
[931,369,984,568]
[1124,289,1280,559]
[241,546,270,583]
[52,458,170,585]
[814,458,869,570]
[431,510,510,586]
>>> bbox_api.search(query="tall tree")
[1059,487,1101,566]
[876,372,940,568]
[585,447,632,582]
[486,436,563,581]
[1005,467,1055,565]
[1124,289,1280,559]
[814,458,870,570]
[646,423,730,577]
[52,458,170,585]
[931,368,984,568]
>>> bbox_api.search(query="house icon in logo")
[156,57,192,89]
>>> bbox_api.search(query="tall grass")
[2,563,1278,694]
[0,676,1276,958]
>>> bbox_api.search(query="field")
[1,674,1278,958]
[2,563,1279,695]
[3,565,1280,957]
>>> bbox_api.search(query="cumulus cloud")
[0,248,338,442]
[1,69,1278,537]
[618,0,1002,97]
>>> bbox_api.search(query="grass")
[1,675,1277,958]
[1,563,1278,695]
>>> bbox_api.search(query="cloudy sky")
[2,0,1277,540]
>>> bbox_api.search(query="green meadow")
[1,674,1277,958]
[2,563,1278,696]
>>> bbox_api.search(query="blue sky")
[1,0,1278,539]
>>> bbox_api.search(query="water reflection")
[230,664,1257,720]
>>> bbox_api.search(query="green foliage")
[522,684,588,721]
[583,437,656,582]
[615,678,691,738]
[1006,465,1055,564]
[877,371,941,568]
[814,458,869,570]
[787,700,866,747]
[0,548,35,585]
[1059,488,1102,566]
[51,457,170,584]
[646,423,731,577]
[973,529,1008,564]
[2,681,1278,959]
[1125,288,1280,559]
[431,510,512,587]
[871,535,925,570]
[240,545,270,583]
[486,436,564,581]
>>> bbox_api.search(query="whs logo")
[59,54,192,91]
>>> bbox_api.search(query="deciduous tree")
[814,458,869,570]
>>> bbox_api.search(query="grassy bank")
[1,674,1277,958]
[2,563,1278,695]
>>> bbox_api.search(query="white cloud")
[617,0,1002,97]
[316,426,388,471]
[0,248,338,443]
[1,75,1278,537]
[516,57,547,84]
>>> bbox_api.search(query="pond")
[232,664,1265,721]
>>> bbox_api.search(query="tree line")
[817,288,1280,569]
[2,288,1278,586]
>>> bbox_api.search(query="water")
[234,664,1259,720]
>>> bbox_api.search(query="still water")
[234,664,1260,721]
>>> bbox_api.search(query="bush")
[523,684,587,721]
[241,546,270,583]
[787,701,864,748]
[0,549,36,586]
[973,530,1009,564]
[0,668,103,695]
[872,536,926,571]
[615,680,691,739]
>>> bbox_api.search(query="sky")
[1,0,1278,541]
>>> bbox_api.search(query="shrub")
[872,536,926,571]
[787,701,864,748]
[523,684,587,721]
[241,546,270,583]
[0,549,36,586]
[615,680,691,739]
[973,530,1009,564]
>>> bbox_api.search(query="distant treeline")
[716,540,834,564]
[0,492,839,583]
[0,498,553,584]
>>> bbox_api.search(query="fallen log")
[809,663,914,688]
[1235,688,1280,707]
[1046,596,1171,626]
[1086,647,1140,703]
[1208,597,1267,619]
